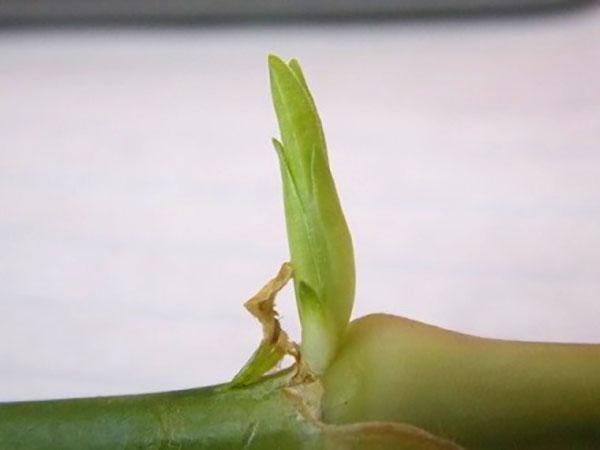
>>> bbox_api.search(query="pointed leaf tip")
[269,55,355,374]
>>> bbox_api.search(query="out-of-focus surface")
[1,9,599,401]
[0,0,591,24]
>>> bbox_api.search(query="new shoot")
[1,55,599,450]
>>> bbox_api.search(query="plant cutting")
[1,55,599,449]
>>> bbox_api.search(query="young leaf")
[269,54,355,374]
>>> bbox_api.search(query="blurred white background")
[1,7,599,401]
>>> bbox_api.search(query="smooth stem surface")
[323,314,600,449]
[4,314,599,449]
[0,366,461,450]
[0,370,322,450]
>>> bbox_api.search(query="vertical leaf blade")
[269,54,355,373]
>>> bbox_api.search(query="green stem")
[0,370,322,450]
[323,314,600,449]
[4,315,599,449]
[0,366,460,450]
